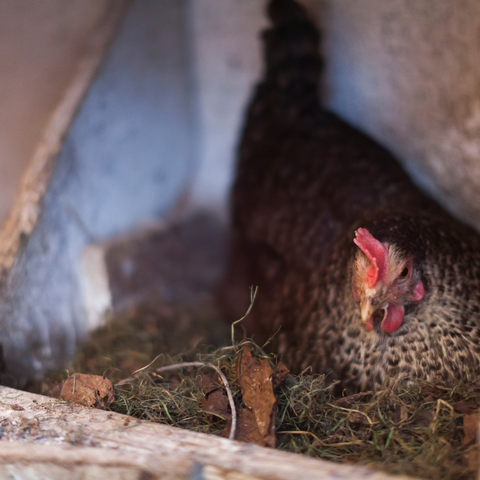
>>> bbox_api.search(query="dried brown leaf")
[465,448,479,472]
[394,405,409,424]
[422,394,435,405]
[454,401,478,415]
[49,380,65,399]
[347,411,370,424]
[463,413,478,446]
[236,345,276,447]
[58,373,115,408]
[234,408,267,445]
[272,361,290,389]
[341,455,359,464]
[198,371,222,395]
[421,385,440,398]
[412,409,434,428]
[203,389,231,422]
[333,391,373,409]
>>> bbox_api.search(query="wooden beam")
[0,0,131,277]
[0,386,417,480]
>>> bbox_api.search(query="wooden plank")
[0,386,416,480]
[0,0,132,225]
[0,0,131,276]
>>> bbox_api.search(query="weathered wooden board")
[0,386,416,480]
[0,0,130,225]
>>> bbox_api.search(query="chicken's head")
[352,228,424,332]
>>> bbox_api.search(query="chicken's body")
[220,0,480,391]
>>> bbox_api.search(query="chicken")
[219,0,480,391]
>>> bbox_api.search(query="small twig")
[116,354,164,386]
[156,361,237,441]
[262,325,282,349]
[231,286,258,346]
[434,398,454,420]
[300,366,312,376]
[132,354,165,376]
[327,404,374,425]
[429,398,454,435]
[278,430,363,447]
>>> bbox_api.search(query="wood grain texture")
[0,0,131,276]
[0,385,417,480]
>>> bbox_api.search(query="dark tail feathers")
[262,0,323,118]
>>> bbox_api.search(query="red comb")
[353,228,388,288]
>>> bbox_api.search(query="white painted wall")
[187,0,480,232]
[187,0,320,216]
[187,0,267,215]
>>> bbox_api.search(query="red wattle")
[365,316,374,331]
[381,304,404,333]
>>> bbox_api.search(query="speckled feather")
[220,0,480,391]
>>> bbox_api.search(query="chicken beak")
[360,296,375,324]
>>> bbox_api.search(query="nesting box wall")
[187,0,319,214]
[187,0,267,214]
[320,0,480,231]
[189,0,480,231]
[0,0,194,386]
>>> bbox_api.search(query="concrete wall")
[187,0,267,214]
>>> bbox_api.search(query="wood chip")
[462,413,478,446]
[203,389,231,422]
[272,361,290,389]
[235,345,277,447]
[394,405,409,424]
[53,374,115,408]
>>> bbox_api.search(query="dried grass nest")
[46,297,480,480]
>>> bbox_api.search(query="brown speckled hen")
[220,0,480,392]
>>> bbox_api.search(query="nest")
[44,295,480,480]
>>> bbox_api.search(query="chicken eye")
[400,266,410,278]
[354,261,358,271]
